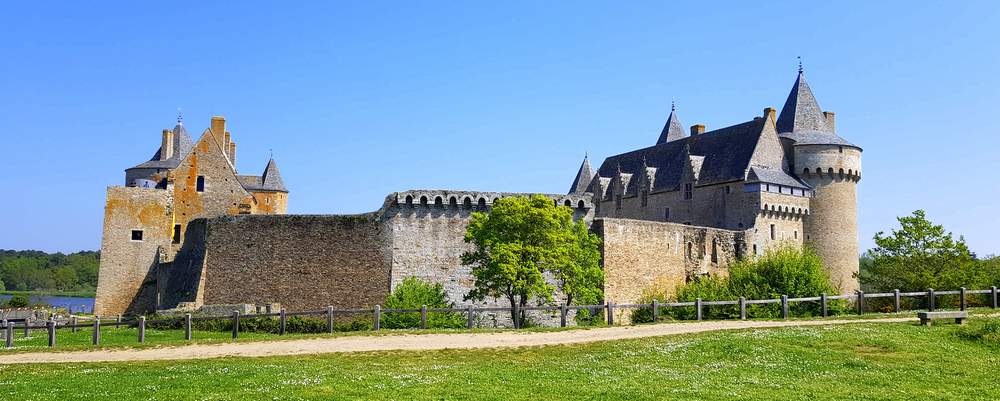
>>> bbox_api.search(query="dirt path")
[0,317,916,364]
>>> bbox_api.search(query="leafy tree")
[462,195,602,326]
[382,277,465,329]
[4,294,30,308]
[864,210,979,292]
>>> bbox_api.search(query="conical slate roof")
[127,120,196,170]
[568,155,593,194]
[261,158,288,192]
[776,71,830,134]
[656,105,686,144]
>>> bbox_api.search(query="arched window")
[405,195,413,206]
[828,168,834,175]
[434,196,443,206]
[816,167,822,175]
[578,200,585,209]
[478,198,486,209]
[564,199,571,207]
[449,196,457,206]
[839,168,845,176]
[463,197,472,208]
[803,168,810,176]
[420,196,428,206]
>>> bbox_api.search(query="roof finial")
[797,56,803,73]
[176,108,183,124]
[269,148,274,159]
[671,99,676,112]
[584,151,588,159]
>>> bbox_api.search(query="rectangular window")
[770,224,776,240]
[172,224,182,244]
[684,183,693,200]
[196,176,205,192]
[725,185,731,194]
[131,230,143,241]
[794,230,798,240]
[664,208,670,220]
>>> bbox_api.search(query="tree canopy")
[0,250,99,293]
[461,195,603,325]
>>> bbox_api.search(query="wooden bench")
[917,311,968,326]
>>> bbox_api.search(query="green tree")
[462,195,602,326]
[864,210,979,291]
[382,277,465,329]
[554,219,604,307]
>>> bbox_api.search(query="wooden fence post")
[326,306,334,334]
[819,292,830,317]
[184,314,192,341]
[467,306,474,330]
[4,321,12,348]
[138,316,146,343]
[560,304,567,327]
[512,303,520,329]
[992,286,998,309]
[71,316,77,333]
[857,291,865,315]
[739,297,746,320]
[116,314,122,329]
[373,305,381,331]
[279,308,287,335]
[781,295,789,320]
[960,287,967,311]
[652,300,660,323]
[893,289,901,313]
[695,298,702,321]
[92,316,101,345]
[23,320,29,338]
[232,311,240,339]
[928,288,935,312]
[420,305,428,330]
[607,301,614,326]
[47,320,55,347]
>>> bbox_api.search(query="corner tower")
[777,69,862,294]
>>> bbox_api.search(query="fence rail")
[2,286,997,349]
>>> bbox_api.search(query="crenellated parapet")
[389,189,593,212]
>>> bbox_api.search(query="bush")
[3,294,30,308]
[383,277,465,329]
[147,314,372,333]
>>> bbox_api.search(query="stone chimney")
[690,124,705,136]
[223,131,231,157]
[763,107,776,121]
[160,129,174,160]
[229,141,237,165]
[210,116,226,142]
[823,111,836,132]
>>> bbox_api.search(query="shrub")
[631,285,673,324]
[3,294,30,308]
[383,277,465,329]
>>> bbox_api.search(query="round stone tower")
[776,69,862,294]
[795,142,861,294]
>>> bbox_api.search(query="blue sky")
[2,1,998,255]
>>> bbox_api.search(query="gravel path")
[0,317,916,364]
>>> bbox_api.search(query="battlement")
[390,190,593,211]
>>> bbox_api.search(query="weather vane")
[797,56,803,73]
[177,107,183,124]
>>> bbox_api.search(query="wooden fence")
[2,286,997,349]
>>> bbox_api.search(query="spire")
[568,154,594,194]
[776,67,831,134]
[261,158,288,192]
[177,108,183,125]
[656,102,686,144]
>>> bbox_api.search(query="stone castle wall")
[594,218,746,323]
[94,187,172,316]
[197,214,391,312]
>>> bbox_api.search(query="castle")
[94,70,861,323]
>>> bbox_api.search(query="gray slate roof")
[126,123,195,170]
[776,71,831,134]
[568,156,593,194]
[241,159,288,192]
[594,118,768,194]
[746,166,809,188]
[655,108,686,144]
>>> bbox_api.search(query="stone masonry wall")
[199,214,391,312]
[595,218,746,323]
[94,186,172,316]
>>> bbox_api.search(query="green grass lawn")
[1,318,999,400]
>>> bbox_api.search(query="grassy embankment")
[1,316,999,400]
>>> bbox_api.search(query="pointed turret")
[656,102,686,144]
[261,158,288,192]
[568,155,594,194]
[776,69,831,134]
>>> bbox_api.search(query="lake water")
[0,294,96,313]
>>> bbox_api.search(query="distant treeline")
[0,249,99,293]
